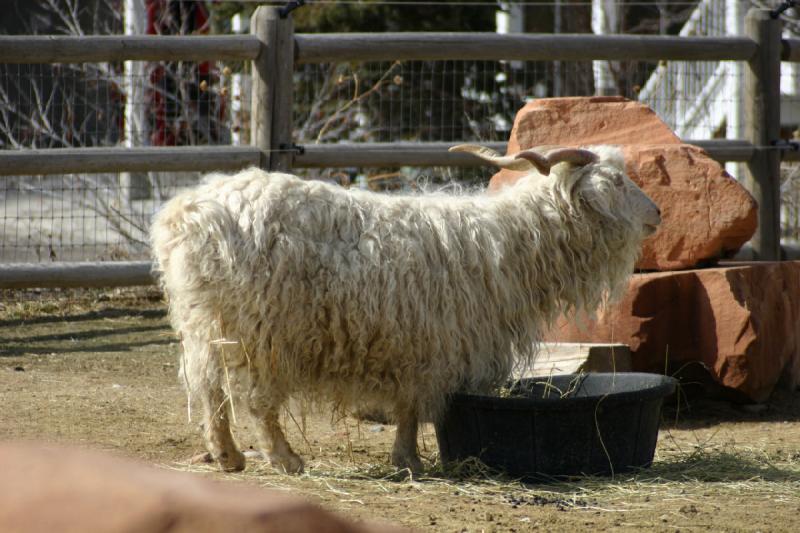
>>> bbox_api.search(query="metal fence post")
[744,8,782,261]
[250,6,294,172]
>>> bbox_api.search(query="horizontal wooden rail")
[293,139,755,168]
[733,243,800,261]
[0,140,767,177]
[296,33,757,63]
[686,139,755,162]
[0,146,261,176]
[0,261,154,289]
[295,142,507,168]
[5,244,800,290]
[0,35,260,63]
[4,245,800,289]
[783,38,800,62]
[1,33,770,65]
[780,148,800,162]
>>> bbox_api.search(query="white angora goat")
[150,145,660,474]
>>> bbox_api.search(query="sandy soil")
[1,290,799,532]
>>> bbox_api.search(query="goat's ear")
[609,171,625,186]
[449,144,536,172]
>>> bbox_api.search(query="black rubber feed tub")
[435,373,677,480]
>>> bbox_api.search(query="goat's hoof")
[243,449,264,460]
[216,449,246,472]
[391,453,423,476]
[268,451,304,474]
[188,452,213,465]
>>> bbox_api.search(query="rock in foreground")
[0,442,405,533]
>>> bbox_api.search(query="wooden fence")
[0,6,798,288]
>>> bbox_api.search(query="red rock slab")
[0,442,406,533]
[545,262,800,403]
[627,144,757,270]
[503,96,682,153]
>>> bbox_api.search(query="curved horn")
[513,150,551,176]
[449,144,535,172]
[546,148,598,167]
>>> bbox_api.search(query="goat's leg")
[391,405,423,474]
[197,380,245,472]
[248,402,304,474]
[183,336,244,472]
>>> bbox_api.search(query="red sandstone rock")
[545,261,800,402]
[626,144,757,270]
[0,443,406,533]
[502,96,683,151]
[490,97,758,271]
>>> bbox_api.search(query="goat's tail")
[150,191,240,287]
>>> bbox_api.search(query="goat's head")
[450,144,662,237]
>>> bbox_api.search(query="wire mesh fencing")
[0,57,246,263]
[0,171,204,263]
[0,54,768,263]
[0,60,247,150]
[781,60,800,243]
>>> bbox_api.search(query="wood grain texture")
[296,33,756,64]
[294,140,754,168]
[250,7,276,169]
[0,261,154,288]
[687,140,755,162]
[0,35,260,63]
[744,9,783,260]
[0,146,260,176]
[295,142,507,168]
[270,10,295,172]
[782,38,800,62]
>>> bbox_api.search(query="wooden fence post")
[272,10,295,172]
[250,7,274,170]
[744,9,782,261]
[250,6,295,172]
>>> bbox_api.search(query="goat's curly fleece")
[151,149,648,422]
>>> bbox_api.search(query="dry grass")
[168,427,800,506]
[158,427,800,532]
[0,286,163,321]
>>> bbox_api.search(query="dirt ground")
[1,289,799,532]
